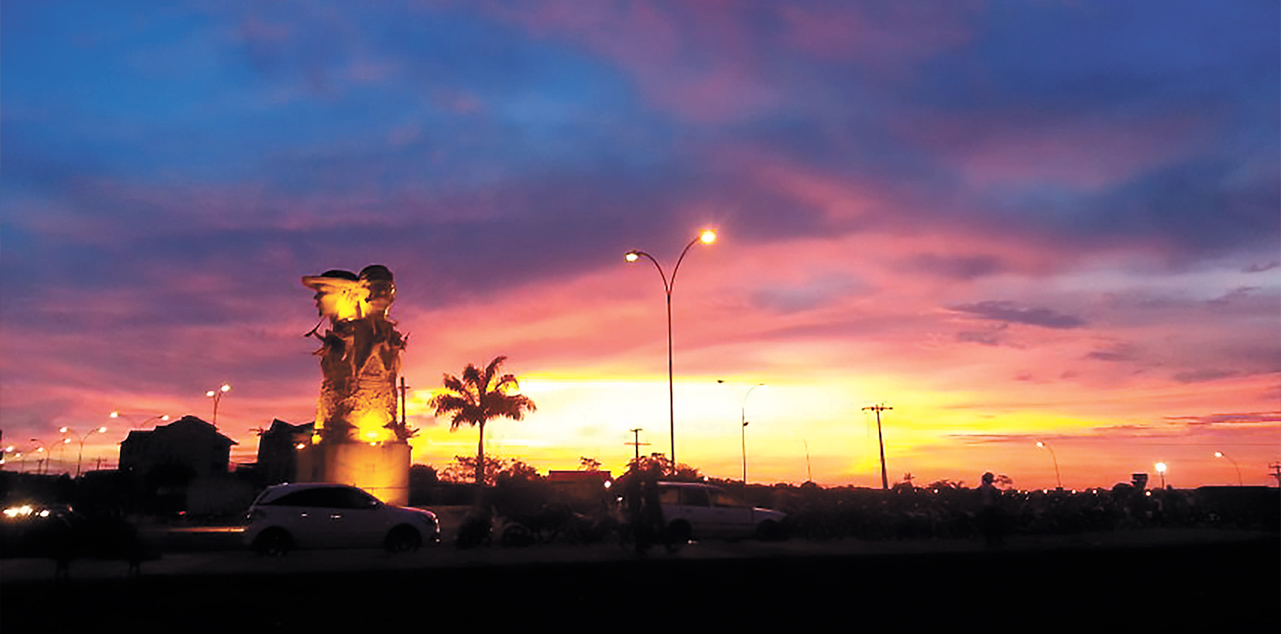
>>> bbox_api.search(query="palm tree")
[428,356,537,486]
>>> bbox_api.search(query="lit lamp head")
[1213,451,1224,458]
[699,229,717,244]
[1155,462,1167,474]
[624,251,640,262]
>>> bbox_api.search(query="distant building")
[119,415,237,482]
[254,419,315,485]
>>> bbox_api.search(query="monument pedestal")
[296,442,411,505]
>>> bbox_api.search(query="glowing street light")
[109,411,170,430]
[1214,451,1243,486]
[1035,441,1063,491]
[718,380,765,483]
[1155,462,1168,489]
[205,383,232,426]
[624,229,717,469]
[4,446,26,472]
[60,426,109,477]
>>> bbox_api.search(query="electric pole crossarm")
[625,428,650,464]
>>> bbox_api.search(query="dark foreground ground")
[2,529,1276,633]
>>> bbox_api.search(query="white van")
[654,482,787,542]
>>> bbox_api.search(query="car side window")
[333,487,380,509]
[681,487,710,507]
[265,490,315,507]
[309,488,356,508]
[711,490,745,508]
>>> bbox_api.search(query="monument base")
[296,442,411,506]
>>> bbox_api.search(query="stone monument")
[295,264,412,504]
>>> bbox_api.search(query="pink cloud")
[904,109,1209,190]
[778,2,978,66]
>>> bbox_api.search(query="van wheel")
[385,526,422,553]
[253,528,292,557]
[665,520,691,552]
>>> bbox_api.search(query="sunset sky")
[2,1,1278,489]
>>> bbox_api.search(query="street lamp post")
[1035,441,1063,491]
[801,437,813,483]
[718,380,764,483]
[61,426,108,477]
[1214,452,1243,486]
[1155,462,1168,489]
[205,383,232,426]
[625,229,716,470]
[55,437,71,474]
[29,439,48,475]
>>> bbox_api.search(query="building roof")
[122,415,237,446]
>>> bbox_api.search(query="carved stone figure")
[301,265,408,444]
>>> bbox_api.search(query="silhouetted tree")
[409,464,438,487]
[428,356,536,487]
[440,455,541,487]
[625,452,700,481]
[579,457,602,471]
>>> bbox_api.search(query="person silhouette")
[979,471,1004,547]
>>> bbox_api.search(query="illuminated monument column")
[295,265,412,505]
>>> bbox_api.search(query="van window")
[680,487,710,507]
[659,487,682,505]
[711,489,746,508]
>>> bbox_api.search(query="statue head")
[302,265,396,323]
[302,269,366,322]
[359,265,396,318]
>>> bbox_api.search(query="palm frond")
[483,355,508,389]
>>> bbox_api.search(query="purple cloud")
[950,301,1086,329]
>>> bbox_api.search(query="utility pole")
[626,428,649,464]
[863,404,892,490]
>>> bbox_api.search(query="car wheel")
[500,523,535,548]
[385,526,422,553]
[253,528,292,557]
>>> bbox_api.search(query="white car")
[244,483,440,556]
[655,482,787,542]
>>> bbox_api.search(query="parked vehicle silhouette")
[244,483,439,555]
